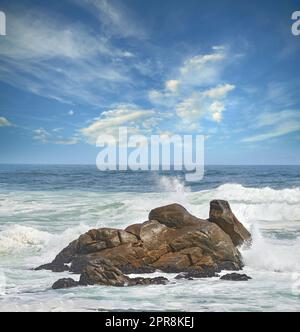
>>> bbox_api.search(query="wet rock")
[209,200,252,247]
[52,278,79,290]
[120,265,157,274]
[79,259,130,287]
[175,268,219,280]
[129,277,168,286]
[220,273,252,281]
[148,204,201,228]
[78,259,168,287]
[35,263,69,272]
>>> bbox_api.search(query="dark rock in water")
[209,200,252,247]
[129,277,168,286]
[37,201,250,288]
[220,273,252,281]
[35,263,69,272]
[175,268,219,280]
[78,259,169,287]
[52,278,79,290]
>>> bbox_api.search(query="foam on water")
[0,225,51,255]
[242,224,300,273]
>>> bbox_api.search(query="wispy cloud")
[243,110,300,142]
[0,6,143,106]
[71,0,147,39]
[33,127,78,145]
[80,104,168,144]
[0,117,12,127]
[33,128,51,143]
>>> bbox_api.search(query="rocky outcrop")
[37,201,251,289]
[220,273,252,281]
[209,200,252,247]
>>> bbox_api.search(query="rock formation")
[36,201,252,289]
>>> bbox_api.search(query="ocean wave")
[242,224,300,272]
[0,225,51,255]
[189,184,300,222]
[0,224,89,260]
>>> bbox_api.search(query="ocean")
[0,165,299,312]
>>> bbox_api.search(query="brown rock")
[148,204,201,228]
[79,259,130,287]
[125,223,143,239]
[209,200,252,247]
[78,259,169,287]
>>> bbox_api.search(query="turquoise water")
[0,165,300,311]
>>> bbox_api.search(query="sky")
[0,0,300,165]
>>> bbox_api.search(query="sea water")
[0,165,299,312]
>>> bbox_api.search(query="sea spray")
[242,224,300,273]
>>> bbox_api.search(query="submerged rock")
[38,201,251,289]
[209,200,252,247]
[220,273,252,281]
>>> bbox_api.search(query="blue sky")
[0,0,300,165]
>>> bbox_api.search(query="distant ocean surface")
[0,165,300,312]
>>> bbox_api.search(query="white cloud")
[33,128,51,143]
[55,138,78,145]
[149,47,235,128]
[212,112,223,123]
[80,104,165,144]
[68,110,75,116]
[33,127,79,145]
[203,84,235,99]
[165,80,180,93]
[176,95,226,124]
[0,117,12,127]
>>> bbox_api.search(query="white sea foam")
[0,223,90,262]
[189,184,300,223]
[0,225,51,255]
[241,225,300,273]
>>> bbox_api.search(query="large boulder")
[39,202,250,289]
[209,200,252,247]
[148,204,201,228]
